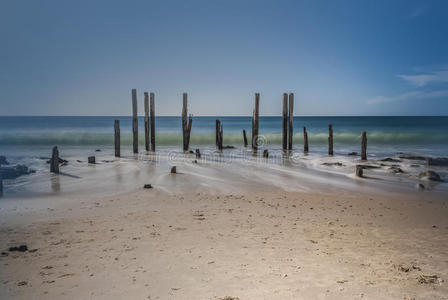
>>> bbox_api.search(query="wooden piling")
[88,156,96,164]
[114,120,120,157]
[303,126,309,153]
[144,92,150,151]
[50,146,59,174]
[182,93,192,152]
[0,174,3,197]
[132,89,138,154]
[216,120,223,151]
[282,93,288,151]
[215,120,219,147]
[361,131,367,161]
[150,93,155,151]
[356,165,363,177]
[252,93,260,151]
[328,124,333,156]
[288,93,294,150]
[243,130,248,147]
[263,149,269,158]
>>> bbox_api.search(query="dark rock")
[347,152,358,156]
[427,157,448,166]
[0,156,9,165]
[95,149,101,152]
[399,155,426,161]
[171,166,177,174]
[88,156,96,164]
[357,164,380,169]
[143,184,152,189]
[322,162,344,167]
[9,245,28,252]
[189,150,194,154]
[0,165,35,180]
[417,183,425,189]
[389,166,404,173]
[101,160,114,163]
[223,145,236,149]
[380,158,401,163]
[76,160,83,163]
[419,171,443,182]
[193,160,198,164]
[410,164,420,168]
[1,251,8,257]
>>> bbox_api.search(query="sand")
[0,182,447,299]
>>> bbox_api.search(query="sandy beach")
[1,166,447,299]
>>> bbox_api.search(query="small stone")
[143,184,152,189]
[17,281,27,286]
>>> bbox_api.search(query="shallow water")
[0,116,447,198]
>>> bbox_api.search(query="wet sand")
[1,180,447,299]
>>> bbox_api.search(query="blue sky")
[1,0,447,116]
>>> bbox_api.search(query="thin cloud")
[397,69,448,87]
[408,7,425,19]
[367,90,448,104]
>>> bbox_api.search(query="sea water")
[0,116,447,197]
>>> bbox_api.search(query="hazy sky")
[1,0,448,116]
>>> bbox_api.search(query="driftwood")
[50,146,59,174]
[132,89,138,154]
[303,127,309,153]
[282,93,288,151]
[144,92,150,151]
[252,93,260,151]
[243,129,248,147]
[150,93,155,151]
[182,93,193,152]
[288,93,294,150]
[328,124,333,156]
[361,131,367,161]
[114,120,120,157]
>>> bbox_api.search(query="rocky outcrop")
[0,165,35,180]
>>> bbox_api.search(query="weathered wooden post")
[263,149,269,158]
[144,92,150,151]
[303,126,309,153]
[132,89,138,154]
[88,156,96,164]
[288,93,294,150]
[215,120,219,147]
[0,174,3,197]
[150,92,155,152]
[361,131,367,161]
[252,93,260,151]
[50,146,59,174]
[243,130,248,147]
[328,124,333,156]
[282,93,288,151]
[356,165,363,177]
[216,120,223,151]
[182,93,193,152]
[114,120,120,157]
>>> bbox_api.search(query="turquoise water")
[1,116,447,158]
[1,116,447,149]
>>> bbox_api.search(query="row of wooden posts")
[115,89,368,160]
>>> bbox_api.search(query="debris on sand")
[219,297,240,300]
[418,275,443,284]
[143,184,153,189]
[9,245,28,252]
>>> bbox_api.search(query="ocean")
[1,116,447,197]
